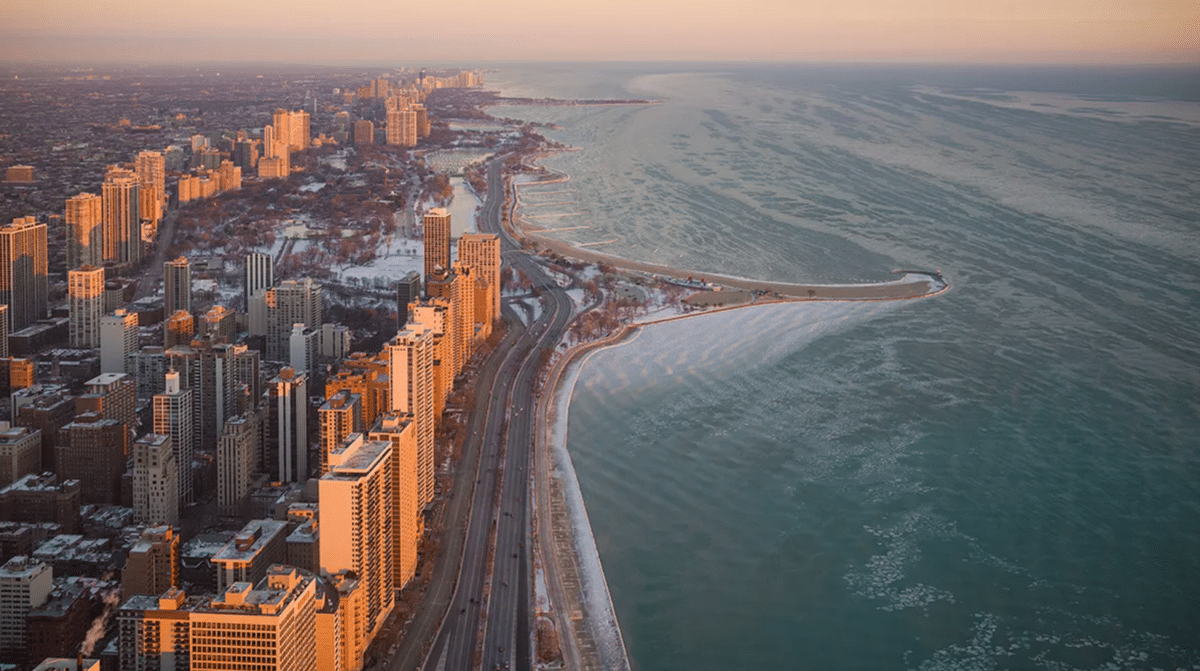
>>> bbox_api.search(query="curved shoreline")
[508,159,949,301]
[517,152,948,671]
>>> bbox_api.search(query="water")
[490,63,1200,670]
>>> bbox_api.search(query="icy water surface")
[493,63,1200,670]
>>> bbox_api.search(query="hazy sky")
[1,0,1194,64]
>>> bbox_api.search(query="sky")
[0,0,1194,64]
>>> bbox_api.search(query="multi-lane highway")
[413,158,573,671]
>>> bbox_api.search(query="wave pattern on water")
[504,64,1200,671]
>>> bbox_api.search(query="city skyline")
[0,0,1193,65]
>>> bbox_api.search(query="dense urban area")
[0,62,661,671]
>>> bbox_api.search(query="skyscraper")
[387,328,434,508]
[408,299,452,414]
[57,412,128,505]
[101,167,141,265]
[164,310,195,349]
[131,433,179,527]
[0,556,52,663]
[0,217,48,333]
[135,150,165,227]
[99,309,138,374]
[154,370,194,506]
[458,232,501,329]
[67,266,104,348]
[190,566,317,671]
[422,208,451,282]
[320,434,394,643]
[368,413,420,588]
[243,251,273,311]
[265,278,323,361]
[165,338,247,455]
[217,412,258,517]
[121,525,180,599]
[289,109,310,151]
[163,256,191,316]
[319,391,362,474]
[386,107,417,147]
[354,119,374,146]
[65,193,102,270]
[269,367,308,483]
[396,270,421,328]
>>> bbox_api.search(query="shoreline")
[515,151,949,670]
[508,162,949,302]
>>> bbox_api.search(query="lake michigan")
[489,62,1200,670]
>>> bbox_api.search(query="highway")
[416,158,573,671]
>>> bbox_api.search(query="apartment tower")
[0,217,48,333]
[422,208,451,282]
[101,167,141,264]
[320,434,394,643]
[153,370,195,506]
[67,266,105,348]
[387,328,434,508]
[65,193,102,269]
[163,256,191,316]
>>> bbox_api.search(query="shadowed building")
[0,217,49,333]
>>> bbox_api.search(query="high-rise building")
[65,193,102,270]
[0,555,52,663]
[265,278,323,361]
[165,339,250,455]
[354,119,374,146]
[396,271,421,327]
[154,371,194,506]
[100,309,138,374]
[0,425,41,488]
[408,299,452,414]
[321,323,351,361]
[210,519,288,593]
[67,266,105,348]
[14,390,75,474]
[320,434,394,643]
[387,328,434,508]
[422,208,451,282]
[164,310,195,349]
[116,587,202,671]
[233,140,259,171]
[132,434,179,527]
[325,353,390,430]
[269,367,308,483]
[122,525,179,599]
[426,268,473,376]
[163,256,191,316]
[319,391,362,474]
[79,372,136,429]
[57,412,127,505]
[217,412,258,517]
[289,110,310,151]
[101,167,141,265]
[189,567,318,671]
[196,566,319,671]
[243,252,273,311]
[386,107,417,147]
[288,324,319,374]
[135,150,165,226]
[0,217,48,333]
[458,232,501,330]
[199,305,236,343]
[368,413,420,588]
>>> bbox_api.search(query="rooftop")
[212,519,287,563]
[0,555,49,578]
